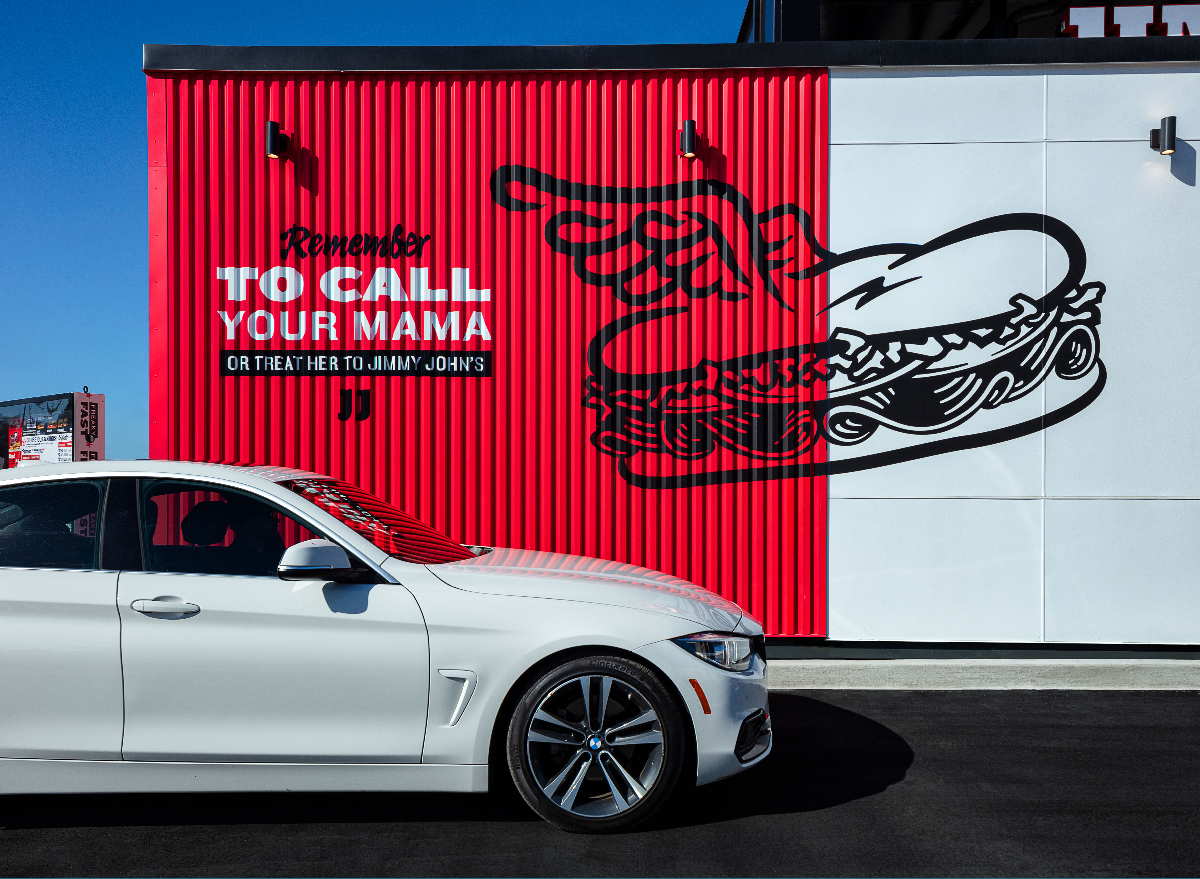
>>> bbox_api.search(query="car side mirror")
[278,539,354,581]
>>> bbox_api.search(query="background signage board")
[0,393,105,469]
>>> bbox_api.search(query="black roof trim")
[0,392,75,409]
[144,38,1200,73]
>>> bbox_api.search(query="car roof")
[0,460,333,486]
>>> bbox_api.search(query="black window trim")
[99,477,145,572]
[144,38,1200,74]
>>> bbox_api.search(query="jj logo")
[337,389,372,422]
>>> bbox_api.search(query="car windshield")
[286,478,475,564]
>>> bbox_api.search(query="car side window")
[141,481,325,577]
[0,480,105,570]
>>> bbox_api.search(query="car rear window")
[286,479,475,564]
[0,480,103,570]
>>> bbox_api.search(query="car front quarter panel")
[386,561,714,768]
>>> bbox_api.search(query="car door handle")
[131,598,200,616]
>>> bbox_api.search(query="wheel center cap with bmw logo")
[587,735,602,750]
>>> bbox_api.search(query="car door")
[0,478,124,759]
[118,478,429,763]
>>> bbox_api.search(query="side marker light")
[688,678,712,714]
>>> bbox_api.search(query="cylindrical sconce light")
[266,120,291,159]
[678,120,697,159]
[1151,115,1176,155]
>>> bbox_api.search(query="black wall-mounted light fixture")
[1150,116,1176,155]
[266,120,291,159]
[679,120,698,159]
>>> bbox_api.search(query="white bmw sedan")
[0,460,770,832]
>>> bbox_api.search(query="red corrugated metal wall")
[146,68,828,636]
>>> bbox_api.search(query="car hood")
[430,547,744,632]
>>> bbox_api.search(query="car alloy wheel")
[507,655,685,832]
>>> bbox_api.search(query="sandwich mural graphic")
[491,164,1106,489]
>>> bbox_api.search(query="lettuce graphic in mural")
[491,165,1106,488]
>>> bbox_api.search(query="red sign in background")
[147,68,828,635]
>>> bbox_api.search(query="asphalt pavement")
[2,690,1199,877]
[766,659,1200,689]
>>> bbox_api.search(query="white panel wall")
[1045,500,1200,643]
[831,69,1045,143]
[828,65,1200,643]
[1046,67,1200,141]
[1044,139,1200,498]
[830,499,1043,641]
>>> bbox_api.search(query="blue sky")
[0,0,741,459]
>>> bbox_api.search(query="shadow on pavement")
[649,692,914,829]
[0,693,912,831]
[0,787,537,830]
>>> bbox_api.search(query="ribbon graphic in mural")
[491,164,1106,488]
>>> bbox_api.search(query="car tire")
[506,654,686,833]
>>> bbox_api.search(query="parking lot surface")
[2,690,1199,877]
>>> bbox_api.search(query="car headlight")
[673,632,758,672]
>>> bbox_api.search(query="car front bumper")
[637,638,772,787]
